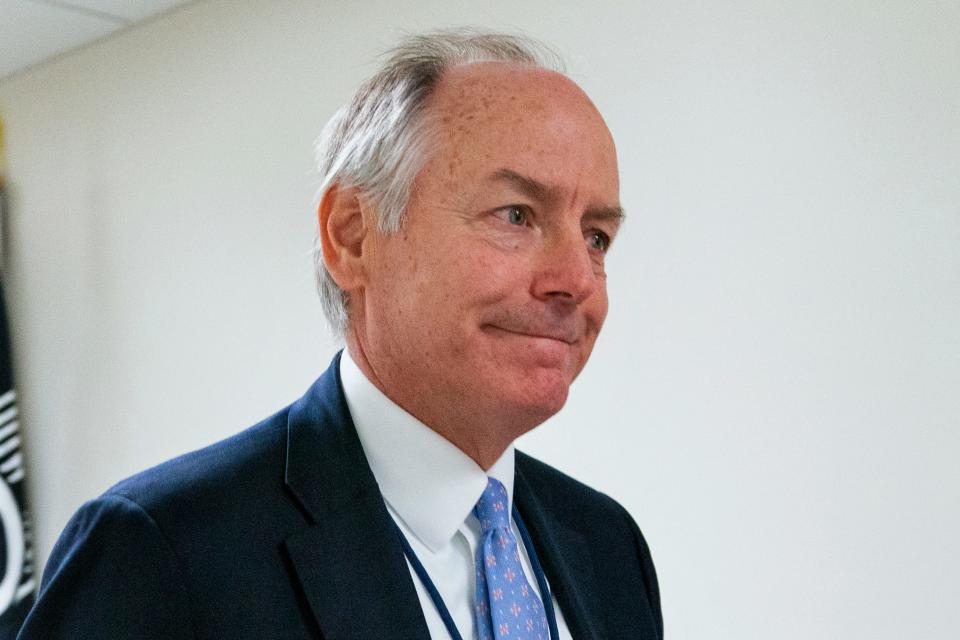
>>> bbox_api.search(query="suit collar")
[282,352,431,639]
[515,459,608,640]
[284,351,378,519]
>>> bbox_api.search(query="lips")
[479,305,589,346]
[483,314,584,344]
[481,322,581,345]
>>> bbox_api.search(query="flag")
[0,116,36,635]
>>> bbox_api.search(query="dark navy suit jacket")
[18,354,662,639]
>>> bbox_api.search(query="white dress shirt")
[340,351,573,640]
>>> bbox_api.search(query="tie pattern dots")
[473,478,550,640]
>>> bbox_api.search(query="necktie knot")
[474,477,511,532]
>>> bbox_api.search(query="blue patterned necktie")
[473,477,550,640]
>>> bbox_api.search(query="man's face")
[354,63,621,447]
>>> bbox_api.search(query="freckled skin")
[346,63,621,469]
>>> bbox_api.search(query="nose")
[530,227,600,306]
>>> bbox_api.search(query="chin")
[503,371,572,429]
[470,352,578,427]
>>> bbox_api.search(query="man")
[18,31,661,639]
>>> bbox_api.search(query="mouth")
[482,324,578,345]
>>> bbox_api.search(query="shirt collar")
[340,349,515,553]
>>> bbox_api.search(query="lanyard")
[393,505,560,640]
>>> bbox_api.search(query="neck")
[344,335,528,470]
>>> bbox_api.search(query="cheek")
[440,241,519,303]
[590,281,610,327]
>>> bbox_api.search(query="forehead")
[423,63,619,197]
[433,62,591,117]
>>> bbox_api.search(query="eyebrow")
[490,168,626,225]
[491,168,554,202]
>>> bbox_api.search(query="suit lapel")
[283,497,429,639]
[281,353,431,640]
[515,462,608,640]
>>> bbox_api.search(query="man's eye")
[587,231,611,252]
[502,206,527,225]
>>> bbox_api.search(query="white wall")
[1,0,958,637]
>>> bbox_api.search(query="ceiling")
[0,0,196,80]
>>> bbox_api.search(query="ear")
[317,182,371,292]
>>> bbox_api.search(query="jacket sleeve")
[17,494,195,639]
[620,502,663,639]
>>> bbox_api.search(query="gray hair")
[313,29,565,339]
